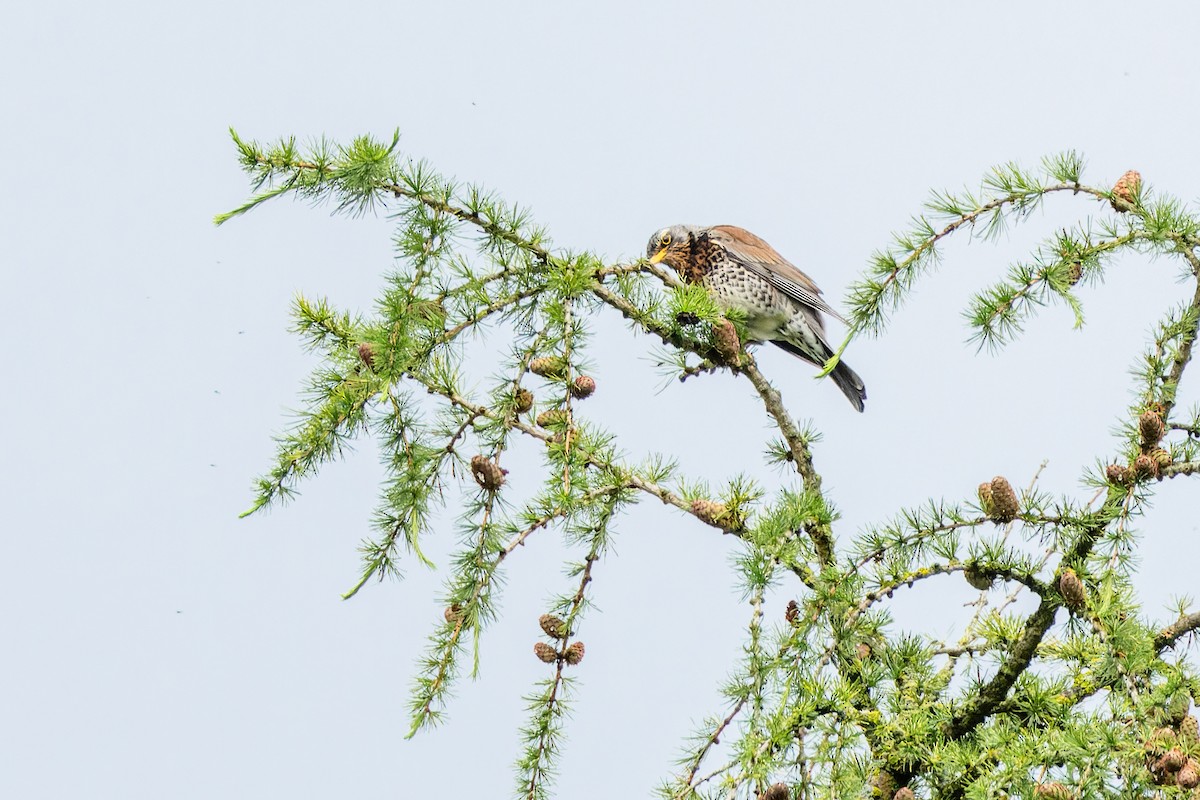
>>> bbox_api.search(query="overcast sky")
[4,2,1200,797]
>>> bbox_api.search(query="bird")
[646,224,866,411]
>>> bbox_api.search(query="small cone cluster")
[978,476,1019,523]
[1111,169,1142,211]
[1116,408,1173,482]
[1144,707,1200,787]
[470,455,506,492]
[1058,568,1087,611]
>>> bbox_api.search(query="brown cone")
[1150,448,1172,469]
[1161,747,1186,773]
[691,499,730,528]
[785,600,800,625]
[533,642,558,664]
[470,455,506,492]
[761,783,788,800]
[1059,568,1087,611]
[564,641,585,665]
[514,387,534,414]
[1179,760,1200,789]
[1111,170,1142,211]
[539,614,567,640]
[1140,410,1166,448]
[357,343,376,370]
[570,375,596,398]
[1147,727,1178,757]
[977,482,994,514]
[893,789,915,800]
[987,476,1019,523]
[713,318,742,364]
[1105,463,1130,486]
[444,603,464,624]
[1133,453,1158,480]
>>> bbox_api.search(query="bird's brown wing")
[708,225,847,324]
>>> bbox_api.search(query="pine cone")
[533,642,558,664]
[1180,715,1199,741]
[357,342,376,370]
[1033,783,1071,800]
[869,772,896,799]
[1105,463,1130,486]
[570,375,596,398]
[855,642,873,661]
[691,499,730,528]
[536,409,569,428]
[986,476,1019,523]
[514,387,534,414]
[1139,410,1166,448]
[564,641,585,665]
[470,455,506,492]
[529,356,566,379]
[977,482,994,514]
[1111,169,1142,211]
[760,783,789,800]
[1059,568,1087,610]
[444,603,464,624]
[539,614,568,640]
[1167,692,1192,726]
[785,600,800,625]
[964,563,995,591]
[1150,447,1172,469]
[1147,727,1179,757]
[1180,759,1200,789]
[1065,261,1083,286]
[1160,747,1187,773]
[713,318,742,364]
[893,789,915,800]
[1133,453,1159,480]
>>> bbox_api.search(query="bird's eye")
[659,232,672,246]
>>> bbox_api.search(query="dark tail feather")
[830,360,867,413]
[770,340,867,412]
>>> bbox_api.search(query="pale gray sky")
[3,1,1199,797]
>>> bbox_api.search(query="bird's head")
[645,225,698,270]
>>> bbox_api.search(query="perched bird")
[646,224,866,411]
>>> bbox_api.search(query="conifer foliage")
[221,132,1200,799]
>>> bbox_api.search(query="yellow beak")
[648,248,667,265]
